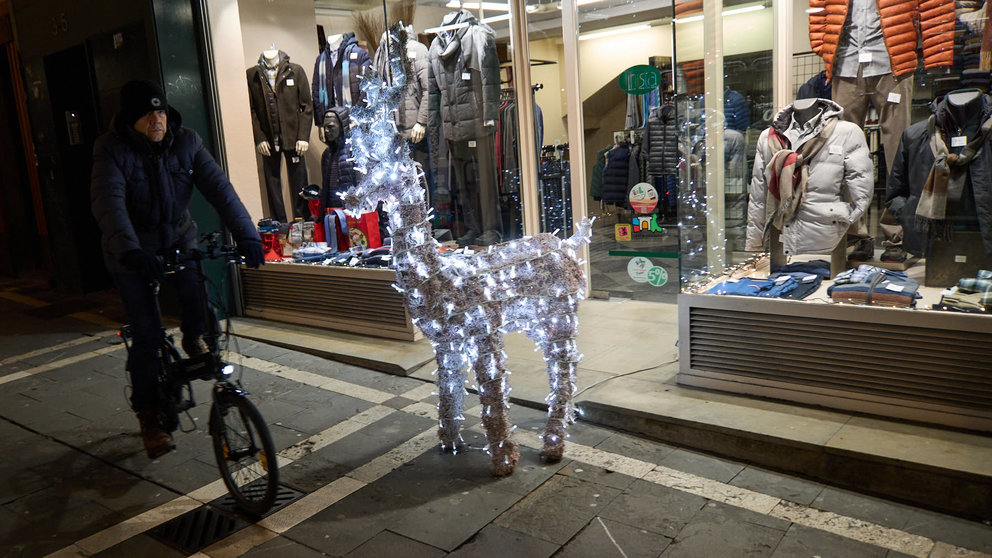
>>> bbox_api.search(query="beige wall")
[205,0,262,220]
[578,25,673,103]
[236,0,322,220]
[529,38,567,145]
[674,10,773,61]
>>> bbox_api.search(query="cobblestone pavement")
[1,278,991,558]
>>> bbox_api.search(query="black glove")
[121,249,164,283]
[238,240,264,269]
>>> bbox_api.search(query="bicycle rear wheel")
[210,395,278,516]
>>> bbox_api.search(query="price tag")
[461,72,471,80]
[350,52,358,60]
[727,278,739,283]
[802,275,817,283]
[887,92,901,103]
[951,136,968,148]
[408,51,417,59]
[349,257,360,266]
[774,276,789,284]
[858,52,872,63]
[955,255,968,263]
[884,283,905,293]
[940,288,956,296]
[829,144,843,155]
[468,140,477,148]
[286,78,295,86]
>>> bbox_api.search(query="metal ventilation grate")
[687,307,992,410]
[149,484,304,554]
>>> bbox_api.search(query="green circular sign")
[647,266,668,287]
[619,64,663,95]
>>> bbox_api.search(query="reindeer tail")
[562,216,594,253]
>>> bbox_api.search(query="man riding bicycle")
[91,80,264,458]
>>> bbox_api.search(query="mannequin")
[428,9,502,246]
[809,0,954,262]
[746,98,873,267]
[246,45,314,222]
[313,32,371,206]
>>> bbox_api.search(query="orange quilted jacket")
[808,0,955,81]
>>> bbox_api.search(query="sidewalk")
[229,298,992,521]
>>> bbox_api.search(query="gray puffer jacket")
[746,99,873,255]
[428,9,500,141]
[91,107,259,274]
[642,105,678,176]
[374,30,429,139]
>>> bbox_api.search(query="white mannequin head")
[262,45,279,67]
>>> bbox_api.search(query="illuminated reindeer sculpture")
[342,26,591,476]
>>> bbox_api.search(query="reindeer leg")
[472,334,519,476]
[538,311,580,462]
[435,348,466,452]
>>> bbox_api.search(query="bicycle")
[118,232,279,516]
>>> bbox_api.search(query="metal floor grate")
[149,484,304,554]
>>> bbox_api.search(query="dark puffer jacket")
[642,105,678,176]
[428,9,500,141]
[313,33,371,128]
[374,30,430,137]
[245,50,313,149]
[724,89,750,132]
[91,107,259,274]
[886,94,992,257]
[601,143,632,205]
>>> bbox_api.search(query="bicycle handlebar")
[159,232,243,275]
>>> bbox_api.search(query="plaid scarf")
[763,117,837,239]
[918,113,992,239]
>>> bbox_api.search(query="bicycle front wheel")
[210,395,278,516]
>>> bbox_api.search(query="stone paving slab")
[597,478,708,539]
[558,516,673,558]
[729,466,825,507]
[660,501,789,557]
[771,523,890,558]
[447,524,559,558]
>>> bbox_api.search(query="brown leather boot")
[136,410,175,458]
[182,334,209,358]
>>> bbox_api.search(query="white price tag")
[829,144,843,155]
[802,275,817,283]
[461,72,471,80]
[408,51,417,59]
[884,283,905,293]
[286,78,295,86]
[349,257,360,266]
[727,278,739,283]
[774,276,789,284]
[940,288,956,296]
[887,92,901,103]
[350,52,358,60]
[468,140,477,148]
[858,52,872,63]
[951,136,968,148]
[955,255,968,263]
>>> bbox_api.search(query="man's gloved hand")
[237,240,264,268]
[122,249,164,283]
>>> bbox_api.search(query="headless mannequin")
[946,89,984,138]
[769,98,847,277]
[256,45,309,157]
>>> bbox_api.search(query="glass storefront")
[213,0,990,317]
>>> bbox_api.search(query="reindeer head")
[341,27,426,215]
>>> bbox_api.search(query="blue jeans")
[114,262,208,412]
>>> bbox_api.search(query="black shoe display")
[474,230,502,246]
[456,230,480,246]
[880,248,908,263]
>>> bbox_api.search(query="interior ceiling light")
[673,3,766,23]
[445,1,511,10]
[578,23,651,40]
[425,12,514,33]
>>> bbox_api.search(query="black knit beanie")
[119,80,168,126]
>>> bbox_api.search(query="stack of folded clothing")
[933,270,991,313]
[768,260,830,300]
[706,276,799,298]
[827,264,921,307]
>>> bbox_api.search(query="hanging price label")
[618,64,663,95]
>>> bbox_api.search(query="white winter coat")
[746,99,873,255]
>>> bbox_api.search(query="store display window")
[675,0,991,315]
[237,1,555,271]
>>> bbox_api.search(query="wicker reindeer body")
[344,28,591,475]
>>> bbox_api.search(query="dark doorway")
[42,43,112,292]
[0,49,38,277]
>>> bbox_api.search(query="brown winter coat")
[808,0,955,82]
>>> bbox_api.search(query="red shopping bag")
[346,211,381,249]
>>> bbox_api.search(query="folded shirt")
[827,267,921,308]
[771,259,831,279]
[956,270,992,294]
[935,291,989,313]
[706,276,798,298]
[767,272,823,300]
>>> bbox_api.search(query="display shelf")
[240,263,419,341]
[677,293,992,432]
